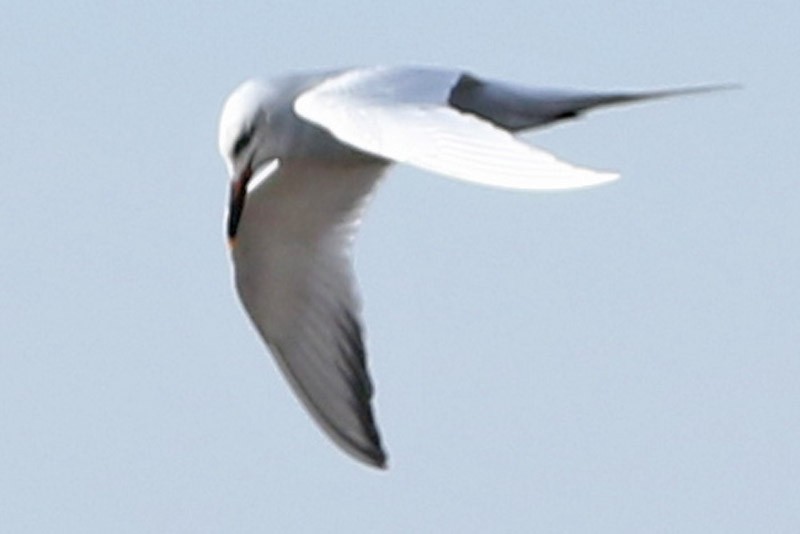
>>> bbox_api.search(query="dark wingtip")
[676,82,743,95]
[360,442,389,470]
[708,82,743,92]
[373,454,389,470]
[634,83,743,102]
[352,445,388,470]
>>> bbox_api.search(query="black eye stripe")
[232,127,253,157]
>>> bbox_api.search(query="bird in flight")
[217,66,725,468]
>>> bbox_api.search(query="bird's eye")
[232,128,253,158]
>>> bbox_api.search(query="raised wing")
[446,74,732,132]
[295,67,619,191]
[231,159,389,468]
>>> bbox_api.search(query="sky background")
[2,1,798,532]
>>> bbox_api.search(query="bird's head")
[218,79,279,244]
[218,79,279,182]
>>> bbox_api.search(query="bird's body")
[217,66,724,468]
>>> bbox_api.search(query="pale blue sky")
[2,2,798,532]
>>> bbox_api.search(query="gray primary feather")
[232,159,389,468]
[447,73,730,131]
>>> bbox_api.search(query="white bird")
[217,66,725,469]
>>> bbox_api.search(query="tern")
[217,66,725,468]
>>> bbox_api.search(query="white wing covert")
[295,67,619,191]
